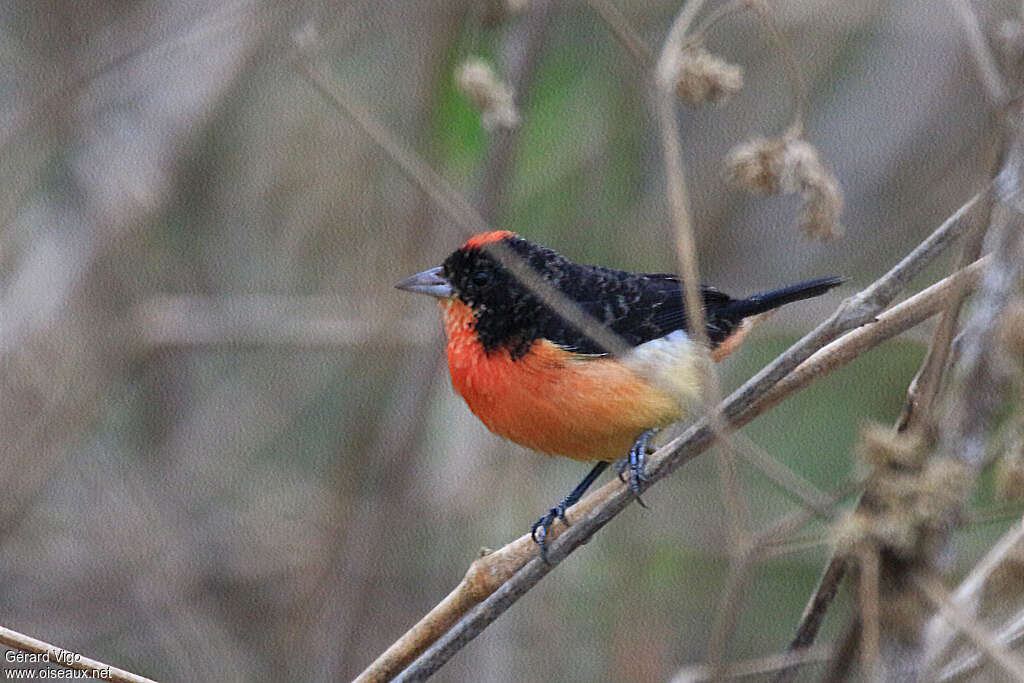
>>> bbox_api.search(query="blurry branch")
[657,3,825,664]
[332,6,554,676]
[704,559,754,671]
[1,4,264,675]
[656,0,711,370]
[585,0,654,68]
[668,643,833,682]
[857,546,881,680]
[297,48,648,361]
[774,154,991,683]
[914,573,1024,680]
[727,184,982,423]
[129,295,435,348]
[900,136,1024,674]
[775,206,990,681]
[898,187,992,433]
[938,606,1024,680]
[744,256,991,683]
[657,6,753,621]
[806,124,1024,681]
[365,234,986,682]
[732,430,832,515]
[937,146,1024,470]
[758,254,989,414]
[296,60,480,245]
[741,256,989,549]
[949,0,1011,108]
[0,625,156,683]
[474,0,556,222]
[0,23,262,675]
[754,480,864,557]
[924,517,1024,672]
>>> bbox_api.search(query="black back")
[442,235,840,357]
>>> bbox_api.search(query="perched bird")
[397,230,841,556]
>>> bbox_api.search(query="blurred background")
[0,0,1012,680]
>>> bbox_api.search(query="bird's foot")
[617,429,656,507]
[530,503,570,563]
[529,461,610,562]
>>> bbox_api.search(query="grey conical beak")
[395,266,453,298]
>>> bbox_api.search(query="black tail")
[719,277,844,321]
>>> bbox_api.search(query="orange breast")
[440,300,691,462]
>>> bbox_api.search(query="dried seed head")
[725,135,844,240]
[914,458,972,525]
[674,46,743,104]
[870,511,920,557]
[797,182,844,241]
[783,139,843,240]
[724,137,787,194]
[831,509,918,558]
[867,473,919,513]
[456,58,519,131]
[831,510,875,557]
[778,139,818,193]
[832,424,963,562]
[857,423,929,470]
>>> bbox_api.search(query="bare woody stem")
[0,625,156,683]
[364,251,987,683]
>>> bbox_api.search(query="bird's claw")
[528,460,610,561]
[531,504,568,562]
[618,429,656,506]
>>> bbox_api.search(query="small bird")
[397,230,841,556]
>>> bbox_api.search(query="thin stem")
[585,0,654,68]
[915,573,1024,681]
[385,245,986,682]
[0,625,156,683]
[948,0,1011,108]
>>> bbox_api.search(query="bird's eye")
[471,271,492,287]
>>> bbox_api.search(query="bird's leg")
[531,461,610,561]
[617,428,657,507]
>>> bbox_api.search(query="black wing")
[536,270,739,355]
[547,271,841,356]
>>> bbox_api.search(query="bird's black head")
[439,231,569,356]
[398,231,637,357]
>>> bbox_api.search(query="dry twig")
[366,246,989,682]
[668,643,833,682]
[924,517,1024,674]
[0,624,156,683]
[915,573,1024,680]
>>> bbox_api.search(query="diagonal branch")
[0,624,156,683]
[373,251,988,682]
[924,517,1024,673]
[947,0,1011,108]
[773,190,988,683]
[915,573,1024,681]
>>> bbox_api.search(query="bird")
[397,230,841,557]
